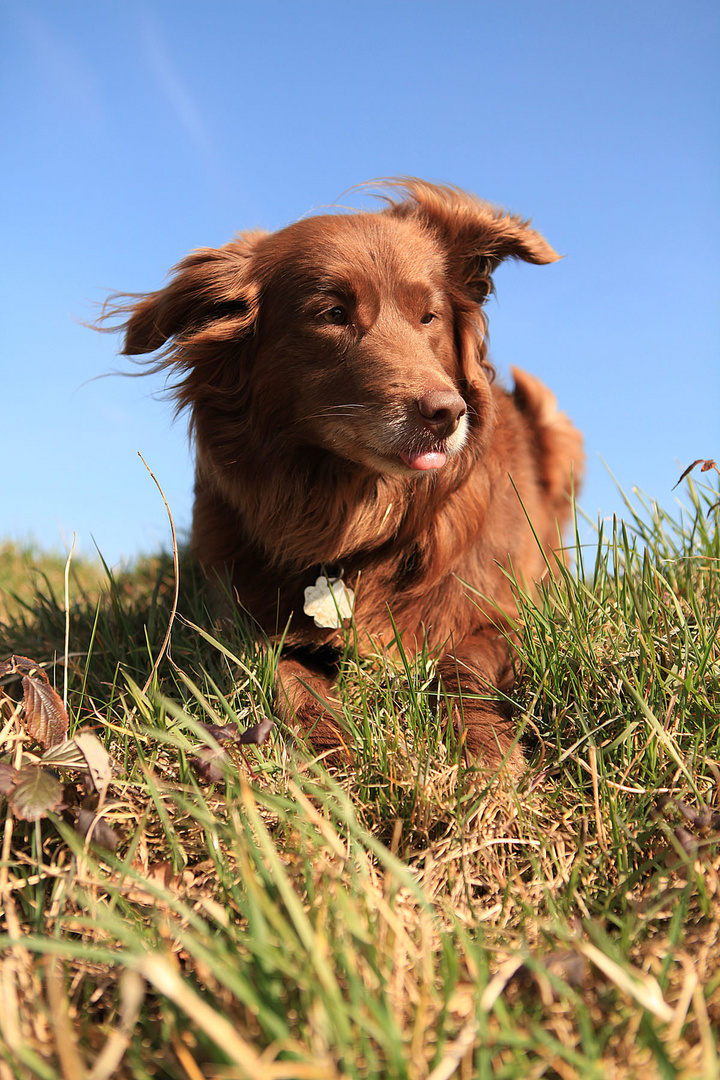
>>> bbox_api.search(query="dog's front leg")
[274,655,350,760]
[435,631,523,775]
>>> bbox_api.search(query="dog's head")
[111,180,558,481]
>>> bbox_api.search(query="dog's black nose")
[417,389,466,435]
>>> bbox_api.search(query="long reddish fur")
[109,179,583,771]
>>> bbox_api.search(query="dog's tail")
[511,366,584,529]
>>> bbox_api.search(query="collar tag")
[303,575,355,629]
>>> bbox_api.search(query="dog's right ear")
[108,232,265,357]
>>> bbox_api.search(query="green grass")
[0,477,718,1080]
[0,540,108,623]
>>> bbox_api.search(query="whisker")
[293,404,369,425]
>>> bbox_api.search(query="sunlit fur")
[108,179,583,769]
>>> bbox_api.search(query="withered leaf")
[239,716,274,745]
[22,675,69,748]
[541,949,588,989]
[197,721,240,744]
[507,949,588,1005]
[0,762,18,795]
[672,798,707,826]
[0,655,48,680]
[41,737,91,768]
[72,732,112,795]
[657,796,720,833]
[75,808,120,851]
[120,860,195,905]
[674,826,698,858]
[673,459,716,489]
[9,766,64,821]
[41,730,113,795]
[190,747,227,784]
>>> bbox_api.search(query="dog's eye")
[420,312,437,325]
[322,306,348,326]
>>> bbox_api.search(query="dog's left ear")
[385,179,559,303]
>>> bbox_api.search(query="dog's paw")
[445,699,525,779]
[274,657,350,760]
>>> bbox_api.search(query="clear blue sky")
[3,1,718,565]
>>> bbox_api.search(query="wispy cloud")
[137,8,221,176]
[13,7,103,125]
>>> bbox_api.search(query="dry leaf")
[197,721,240,744]
[579,942,674,1021]
[22,675,69,748]
[73,732,113,796]
[673,458,718,489]
[42,731,113,796]
[0,762,18,795]
[190,747,227,784]
[238,716,274,745]
[674,826,698,858]
[76,808,120,851]
[120,861,194,905]
[0,655,46,679]
[9,766,64,821]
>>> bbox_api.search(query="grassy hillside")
[0,479,718,1080]
[0,541,108,623]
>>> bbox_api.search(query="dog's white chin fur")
[359,412,469,477]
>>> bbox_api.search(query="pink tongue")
[401,450,447,471]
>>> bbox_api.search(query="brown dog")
[112,180,583,770]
